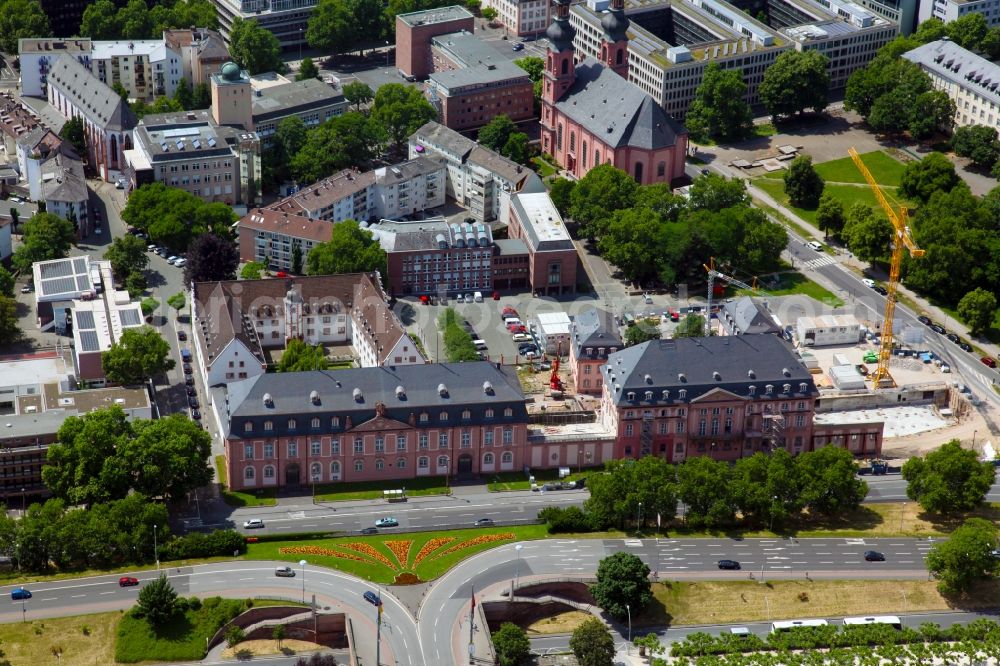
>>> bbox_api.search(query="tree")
[0,296,19,347]
[569,618,615,666]
[102,326,174,385]
[43,407,134,506]
[306,220,387,276]
[241,261,267,280]
[783,155,825,208]
[12,212,76,273]
[59,117,86,157]
[502,132,530,165]
[0,0,51,53]
[137,574,179,626]
[297,57,319,81]
[307,0,382,55]
[902,439,996,514]
[277,339,330,372]
[568,164,639,239]
[841,204,893,263]
[192,82,212,110]
[548,178,575,214]
[343,81,374,111]
[0,266,14,298]
[623,321,660,347]
[184,233,239,284]
[290,112,385,182]
[676,456,734,528]
[738,208,788,272]
[291,243,304,275]
[141,297,159,318]
[759,50,830,120]
[104,235,149,281]
[122,415,213,501]
[8,207,18,233]
[125,271,148,298]
[984,27,1000,59]
[229,17,284,74]
[372,83,438,152]
[167,292,186,319]
[915,18,947,43]
[816,191,845,238]
[118,0,153,39]
[478,114,516,152]
[271,623,286,649]
[591,552,651,620]
[926,518,1000,594]
[634,633,665,660]
[173,78,193,110]
[900,152,960,203]
[598,208,666,284]
[729,450,803,527]
[946,11,988,49]
[796,445,868,515]
[688,173,748,212]
[684,62,753,142]
[122,183,236,250]
[673,314,706,338]
[225,625,246,648]
[957,288,998,337]
[492,622,530,666]
[952,125,1000,169]
[514,56,544,99]
[482,6,498,21]
[908,90,954,139]
[80,0,118,39]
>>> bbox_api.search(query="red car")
[119,576,140,587]
[982,356,998,369]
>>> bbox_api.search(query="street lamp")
[153,523,159,570]
[299,559,307,604]
[299,27,304,62]
[21,487,25,513]
[385,41,390,75]
[626,604,632,643]
[636,502,643,534]
[512,544,523,597]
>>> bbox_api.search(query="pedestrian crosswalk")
[802,255,837,269]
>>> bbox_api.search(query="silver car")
[275,566,295,577]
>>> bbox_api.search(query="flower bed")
[413,537,457,566]
[431,533,515,559]
[278,545,371,565]
[385,540,412,568]
[339,542,397,570]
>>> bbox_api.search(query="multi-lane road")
[1,536,944,665]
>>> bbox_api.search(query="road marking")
[100,591,115,595]
[71,594,85,598]
[40,598,56,602]
[820,561,834,564]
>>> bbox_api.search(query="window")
[484,452,494,465]
[354,460,363,472]
[263,465,275,479]
[420,412,429,423]
[439,432,449,448]
[418,456,429,468]
[375,459,384,471]
[311,418,320,429]
[502,428,513,444]
[331,416,340,428]
[288,442,298,458]
[461,431,471,447]
[263,443,274,458]
[244,443,254,460]
[795,414,805,427]
[419,433,429,449]
[330,461,340,477]
[244,422,253,433]
[625,424,634,436]
[354,438,364,454]
[440,411,449,421]
[288,419,297,430]
[311,440,321,456]
[725,419,733,434]
[375,436,385,452]
[676,421,684,434]
[331,439,340,455]
[485,408,494,419]
[485,431,494,446]
[437,455,449,467]
[657,161,665,177]
[264,420,273,431]
[501,451,513,464]
[397,457,406,469]
[462,409,471,420]
[397,435,407,451]
[244,466,255,480]
[504,407,512,417]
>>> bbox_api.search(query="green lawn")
[813,150,907,186]
[755,179,907,227]
[754,122,778,138]
[532,156,558,178]
[313,475,450,502]
[488,469,593,492]
[115,597,247,663]
[216,455,276,507]
[738,271,844,307]
[247,525,548,584]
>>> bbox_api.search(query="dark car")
[185,376,195,386]
[363,591,382,606]
[864,550,885,562]
[946,333,960,343]
[177,330,187,341]
[959,342,973,353]
[873,286,888,295]
[119,576,140,587]
[474,518,495,527]
[191,409,201,420]
[10,587,31,600]
[917,315,931,326]
[360,527,378,535]
[982,357,998,369]
[188,396,199,409]
[183,363,193,374]
[930,324,946,334]
[186,386,197,396]
[718,559,741,570]
[574,476,587,489]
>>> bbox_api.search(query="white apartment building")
[17,38,92,98]
[373,157,447,220]
[89,40,183,102]
[268,170,377,223]
[482,0,551,36]
[918,0,1000,27]
[571,0,896,119]
[209,0,313,51]
[904,39,1000,132]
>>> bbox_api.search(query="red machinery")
[549,355,564,391]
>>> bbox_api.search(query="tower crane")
[848,147,925,389]
[703,258,767,335]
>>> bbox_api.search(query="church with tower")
[541,0,688,185]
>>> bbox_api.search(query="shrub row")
[160,530,246,561]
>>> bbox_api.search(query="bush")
[538,506,597,533]
[187,596,202,611]
[225,625,246,648]
[160,529,246,561]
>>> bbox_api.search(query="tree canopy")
[59,117,86,157]
[290,112,385,183]
[229,17,284,75]
[104,234,149,281]
[569,618,616,666]
[277,339,330,372]
[784,155,825,208]
[184,233,240,284]
[951,124,1000,169]
[478,115,516,152]
[0,0,51,53]
[306,220,387,277]
[371,83,438,152]
[136,574,180,626]
[902,440,996,514]
[492,623,531,666]
[80,0,218,40]
[957,288,998,337]
[841,203,893,264]
[102,326,175,385]
[12,212,76,273]
[684,62,753,142]
[926,518,1000,595]
[307,0,384,54]
[900,153,960,203]
[297,57,320,81]
[121,183,237,251]
[591,552,652,620]
[759,50,830,120]
[343,81,375,111]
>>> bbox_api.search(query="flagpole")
[469,585,475,664]
[376,602,382,666]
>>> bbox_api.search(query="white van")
[473,339,488,350]
[473,291,483,302]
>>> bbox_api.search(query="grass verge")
[0,611,119,665]
[526,610,593,635]
[736,271,843,307]
[488,469,592,491]
[813,150,907,186]
[115,597,246,663]
[752,198,816,240]
[644,579,1000,627]
[312,475,449,502]
[216,455,277,507]
[532,156,558,178]
[755,179,909,228]
[247,524,548,584]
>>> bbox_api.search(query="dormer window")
[462,409,471,420]
[420,412,429,422]
[678,389,686,399]
[799,382,807,393]
[244,422,253,433]
[311,417,320,429]
[645,391,653,401]
[440,411,449,421]
[330,416,340,428]
[765,385,774,395]
[264,420,273,431]
[288,418,297,430]
[627,391,636,401]
[749,385,757,395]
[783,383,791,394]
[504,407,513,417]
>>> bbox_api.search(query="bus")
[771,619,829,633]
[842,616,902,630]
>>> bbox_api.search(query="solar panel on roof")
[78,330,101,352]
[76,275,91,291]
[118,309,141,326]
[75,310,95,329]
[162,127,202,139]
[39,261,73,279]
[41,277,77,296]
[72,257,87,273]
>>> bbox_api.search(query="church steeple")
[542,0,576,105]
[600,0,630,78]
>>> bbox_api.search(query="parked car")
[456,294,465,303]
[360,527,378,535]
[275,566,296,577]
[20,284,31,294]
[717,560,741,570]
[183,363,193,374]
[807,240,823,251]
[166,256,179,264]
[512,333,533,342]
[473,291,483,302]
[180,348,192,362]
[862,278,875,288]
[243,519,265,529]
[873,285,888,295]
[512,42,525,51]
[375,517,399,527]
[191,409,201,420]
[917,315,931,326]
[185,376,195,386]
[864,550,885,562]
[464,293,473,303]
[185,386,197,397]
[177,330,187,341]
[946,333,960,343]
[982,357,998,369]
[119,576,140,587]
[188,397,199,409]
[959,341,973,353]
[930,324,946,334]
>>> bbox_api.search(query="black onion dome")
[546,18,577,52]
[601,9,629,42]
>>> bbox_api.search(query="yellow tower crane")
[848,147,925,388]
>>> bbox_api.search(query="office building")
[210,0,313,51]
[481,0,551,36]
[396,6,477,79]
[903,39,1000,133]
[918,0,1000,27]
[505,191,579,295]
